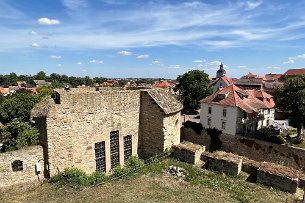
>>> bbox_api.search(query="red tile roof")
[0,87,9,94]
[153,80,174,88]
[212,76,233,86]
[201,85,274,113]
[284,68,305,76]
[245,72,257,78]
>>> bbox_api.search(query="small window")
[208,107,212,114]
[12,160,23,172]
[222,121,226,130]
[266,120,269,126]
[267,98,270,102]
[223,109,227,117]
[207,118,211,126]
[268,109,270,114]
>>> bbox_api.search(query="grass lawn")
[0,159,299,203]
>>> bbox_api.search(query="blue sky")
[1,0,305,79]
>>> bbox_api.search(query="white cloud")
[31,31,37,35]
[283,59,294,64]
[118,50,132,56]
[31,43,40,48]
[209,60,222,66]
[82,69,87,72]
[238,65,247,68]
[89,59,103,64]
[38,18,60,25]
[193,59,205,63]
[151,60,160,64]
[137,54,149,59]
[168,64,181,69]
[284,53,305,64]
[58,64,62,67]
[197,64,204,67]
[50,55,62,59]
[62,0,87,10]
[77,62,82,65]
[245,0,263,10]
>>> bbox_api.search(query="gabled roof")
[153,80,173,88]
[201,85,274,113]
[245,72,257,78]
[265,73,282,81]
[245,89,275,109]
[146,89,183,114]
[284,68,305,76]
[212,76,233,86]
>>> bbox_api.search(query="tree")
[34,71,47,80]
[0,119,39,152]
[0,93,41,124]
[174,70,212,110]
[273,76,305,139]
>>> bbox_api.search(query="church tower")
[216,63,226,78]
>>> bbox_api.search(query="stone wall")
[139,91,181,157]
[202,151,242,176]
[181,127,305,171]
[44,89,141,176]
[257,162,299,193]
[32,88,182,176]
[0,146,44,187]
[172,141,205,164]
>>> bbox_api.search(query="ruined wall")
[181,127,305,171]
[0,146,44,187]
[46,89,141,176]
[139,91,181,157]
[139,92,166,157]
[163,112,181,150]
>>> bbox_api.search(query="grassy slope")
[0,159,298,203]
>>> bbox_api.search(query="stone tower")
[216,63,226,78]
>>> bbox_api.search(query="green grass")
[0,158,298,203]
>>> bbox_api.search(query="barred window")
[110,131,120,169]
[124,135,132,163]
[95,141,106,172]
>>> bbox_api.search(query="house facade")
[200,85,275,135]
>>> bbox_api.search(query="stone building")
[31,88,182,177]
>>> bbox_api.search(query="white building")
[200,85,275,135]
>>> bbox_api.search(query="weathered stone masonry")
[31,88,182,177]
[0,146,44,187]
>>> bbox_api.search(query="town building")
[279,68,305,81]
[31,88,183,177]
[200,84,275,135]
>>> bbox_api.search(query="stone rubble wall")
[0,146,44,188]
[257,162,299,193]
[172,141,205,164]
[181,127,305,171]
[139,91,180,157]
[202,152,242,176]
[46,90,141,176]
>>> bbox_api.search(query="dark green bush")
[183,121,203,134]
[207,128,222,152]
[257,127,286,144]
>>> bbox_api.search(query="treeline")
[0,71,168,88]
[0,71,108,88]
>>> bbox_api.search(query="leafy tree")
[0,119,39,151]
[34,71,47,80]
[274,76,305,139]
[174,70,212,110]
[0,93,41,124]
